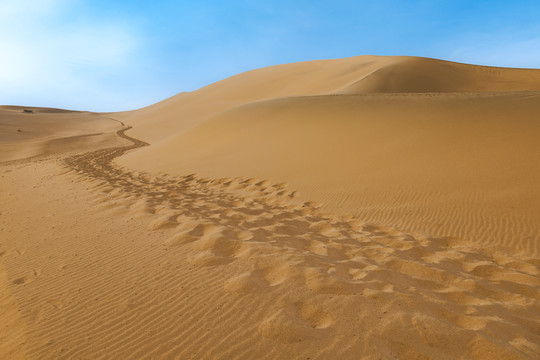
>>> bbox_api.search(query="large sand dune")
[1,56,540,359]
[118,56,540,256]
[118,56,540,143]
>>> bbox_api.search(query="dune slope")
[117,56,540,143]
[2,127,539,359]
[118,56,540,255]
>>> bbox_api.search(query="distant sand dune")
[0,106,125,162]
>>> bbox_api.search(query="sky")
[1,0,540,111]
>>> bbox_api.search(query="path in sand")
[1,124,539,358]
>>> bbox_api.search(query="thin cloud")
[441,23,540,68]
[450,38,540,68]
[0,0,139,110]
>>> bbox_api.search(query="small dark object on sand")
[17,128,23,132]
[22,109,33,113]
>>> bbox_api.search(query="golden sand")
[1,56,539,359]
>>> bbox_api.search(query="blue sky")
[1,0,539,111]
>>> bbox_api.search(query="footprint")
[148,212,180,230]
[163,232,196,247]
[258,302,332,344]
[162,220,214,247]
[260,263,291,286]
[308,240,328,256]
[224,272,269,295]
[47,299,64,309]
[189,223,226,237]
[303,201,322,209]
[129,199,155,215]
[258,309,316,343]
[188,250,234,267]
[195,234,241,259]
[12,276,27,285]
[294,301,333,329]
[303,267,361,295]
[310,221,341,237]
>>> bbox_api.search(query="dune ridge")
[117,56,540,143]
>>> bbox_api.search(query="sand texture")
[1,56,540,359]
[118,56,540,256]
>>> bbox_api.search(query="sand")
[0,106,126,163]
[1,56,539,359]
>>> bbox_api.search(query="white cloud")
[454,38,540,68]
[0,0,64,18]
[0,0,139,110]
[443,26,540,68]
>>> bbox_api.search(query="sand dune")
[1,56,540,359]
[118,56,540,256]
[117,56,540,143]
[0,106,126,162]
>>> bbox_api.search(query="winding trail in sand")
[56,125,540,359]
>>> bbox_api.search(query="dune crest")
[115,56,540,143]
